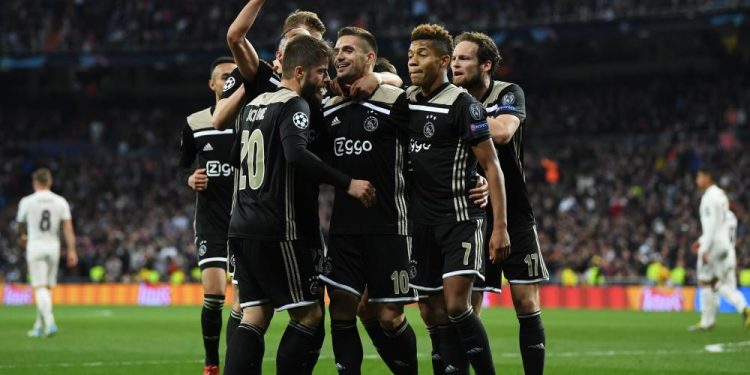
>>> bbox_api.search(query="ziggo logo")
[334,137,373,156]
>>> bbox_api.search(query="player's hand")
[347,179,376,208]
[489,228,511,263]
[349,73,379,101]
[188,168,208,191]
[328,78,345,98]
[701,252,709,265]
[17,234,27,248]
[469,175,489,208]
[690,240,700,254]
[66,250,78,268]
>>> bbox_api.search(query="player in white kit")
[689,166,750,331]
[15,168,78,337]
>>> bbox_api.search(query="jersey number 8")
[239,129,265,190]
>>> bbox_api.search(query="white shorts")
[697,250,736,288]
[26,249,60,288]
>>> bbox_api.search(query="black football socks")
[518,311,546,375]
[201,294,224,366]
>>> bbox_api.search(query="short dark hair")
[338,26,378,54]
[454,31,502,72]
[374,57,397,75]
[283,10,326,36]
[32,168,53,187]
[210,56,234,77]
[282,34,333,77]
[697,164,716,178]
[411,24,453,56]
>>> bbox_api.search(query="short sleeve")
[390,92,411,131]
[456,93,490,145]
[60,198,72,221]
[279,97,312,145]
[15,198,27,223]
[493,84,526,122]
[220,68,244,99]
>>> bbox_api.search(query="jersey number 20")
[239,129,265,190]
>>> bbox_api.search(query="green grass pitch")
[0,306,748,374]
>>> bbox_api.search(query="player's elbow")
[491,129,513,144]
[212,115,227,130]
[226,27,245,46]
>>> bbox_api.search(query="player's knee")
[329,289,359,320]
[376,303,405,330]
[419,298,447,325]
[357,300,376,321]
[292,303,323,328]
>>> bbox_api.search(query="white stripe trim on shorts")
[240,299,270,308]
[275,300,317,312]
[472,287,502,293]
[443,270,485,280]
[318,275,362,297]
[198,257,228,266]
[409,284,444,292]
[368,296,420,303]
[507,278,548,284]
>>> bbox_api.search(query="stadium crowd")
[1,76,747,285]
[2,0,743,53]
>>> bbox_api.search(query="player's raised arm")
[226,0,265,81]
[212,83,245,130]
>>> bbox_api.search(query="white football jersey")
[16,190,72,253]
[698,185,731,254]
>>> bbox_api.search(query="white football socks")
[700,287,717,327]
[34,288,55,327]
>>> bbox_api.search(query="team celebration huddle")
[182,1,547,374]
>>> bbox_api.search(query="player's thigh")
[230,238,270,311]
[409,224,443,292]
[436,219,485,281]
[696,256,718,284]
[201,267,227,295]
[473,246,502,294]
[501,226,549,284]
[320,235,367,298]
[196,235,228,272]
[364,235,418,305]
[256,240,321,312]
[47,251,60,288]
[26,252,51,288]
[716,260,739,291]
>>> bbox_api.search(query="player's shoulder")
[437,84,472,107]
[368,84,405,106]
[323,95,348,111]
[252,88,300,107]
[186,107,213,131]
[485,81,523,106]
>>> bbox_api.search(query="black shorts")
[227,240,238,285]
[196,235,228,271]
[477,225,548,288]
[230,238,320,311]
[320,234,418,304]
[410,220,486,293]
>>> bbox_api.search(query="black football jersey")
[481,81,535,234]
[221,61,281,108]
[323,85,411,235]
[229,88,350,241]
[180,107,235,236]
[405,83,491,224]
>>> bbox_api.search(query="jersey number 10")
[239,129,265,190]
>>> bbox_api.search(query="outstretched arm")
[227,0,266,81]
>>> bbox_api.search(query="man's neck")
[420,73,449,97]
[280,78,301,95]
[467,75,492,102]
